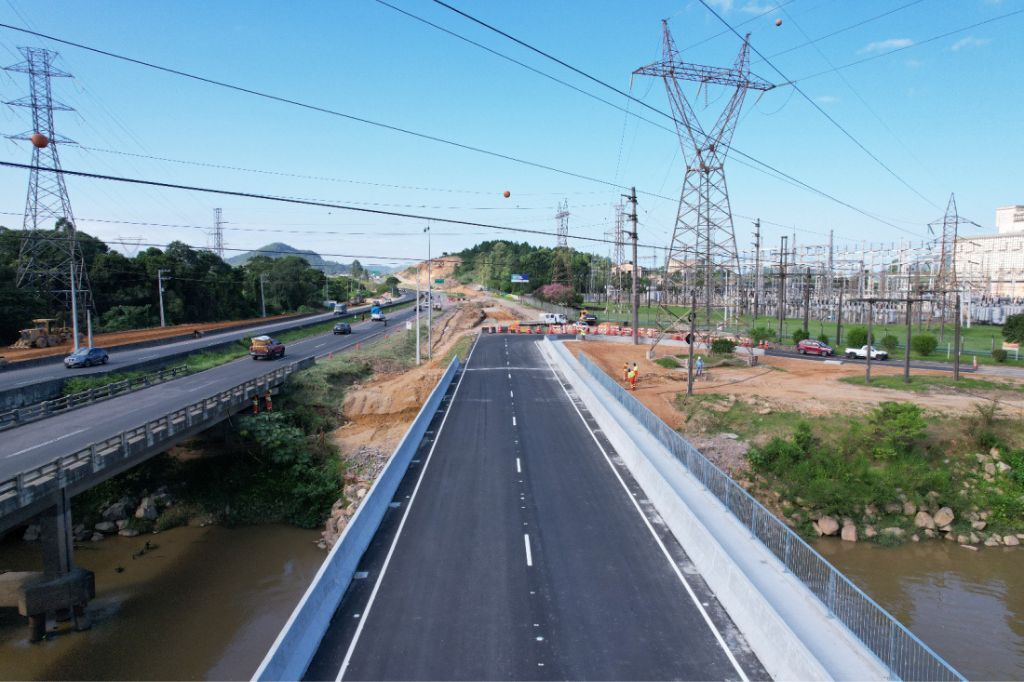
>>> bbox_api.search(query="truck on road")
[539,313,568,325]
[370,306,386,323]
[333,303,348,315]
[844,345,888,360]
[249,335,285,360]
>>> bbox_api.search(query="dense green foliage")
[880,334,899,353]
[1003,313,1024,344]
[748,403,950,516]
[748,326,773,344]
[911,333,938,356]
[711,338,736,354]
[992,348,1008,363]
[792,328,809,344]
[0,225,380,343]
[846,327,872,348]
[452,240,609,298]
[817,334,830,345]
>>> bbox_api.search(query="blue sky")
[0,0,1020,269]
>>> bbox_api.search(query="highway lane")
[765,347,978,373]
[306,335,763,681]
[0,306,418,482]
[0,296,410,390]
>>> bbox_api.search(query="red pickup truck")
[249,335,285,360]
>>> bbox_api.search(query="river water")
[0,524,322,681]
[815,539,1024,681]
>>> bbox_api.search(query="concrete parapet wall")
[541,338,888,681]
[253,355,463,682]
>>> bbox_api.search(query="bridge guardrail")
[0,357,314,521]
[573,350,963,682]
[254,353,463,682]
[0,365,190,432]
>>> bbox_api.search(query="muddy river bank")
[0,524,322,681]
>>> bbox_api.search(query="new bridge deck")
[305,335,765,681]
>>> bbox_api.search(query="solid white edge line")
[524,533,533,567]
[334,333,479,682]
[539,346,750,682]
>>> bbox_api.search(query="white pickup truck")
[844,345,889,360]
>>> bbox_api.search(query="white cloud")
[705,0,734,10]
[814,95,839,104]
[951,36,992,51]
[859,38,913,54]
[740,2,779,13]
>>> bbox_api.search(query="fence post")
[90,444,100,473]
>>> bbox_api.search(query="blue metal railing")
[573,349,964,682]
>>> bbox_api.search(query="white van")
[540,313,568,324]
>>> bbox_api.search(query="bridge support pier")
[1,491,95,642]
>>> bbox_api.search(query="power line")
[696,0,940,211]
[0,160,671,250]
[0,20,920,236]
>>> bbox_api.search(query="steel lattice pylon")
[633,21,772,334]
[555,199,569,248]
[4,47,92,313]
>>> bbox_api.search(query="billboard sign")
[511,273,529,283]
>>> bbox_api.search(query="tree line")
[0,225,387,344]
[452,240,612,298]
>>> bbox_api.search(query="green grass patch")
[654,356,681,369]
[440,334,475,367]
[840,374,1022,394]
[62,369,152,396]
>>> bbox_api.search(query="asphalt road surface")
[0,306,417,484]
[766,347,977,373]
[1,296,410,391]
[305,335,765,681]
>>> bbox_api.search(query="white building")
[955,205,1024,298]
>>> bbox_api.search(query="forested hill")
[453,240,606,294]
[226,242,350,274]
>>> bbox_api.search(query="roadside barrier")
[0,365,189,432]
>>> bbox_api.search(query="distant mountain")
[227,242,350,275]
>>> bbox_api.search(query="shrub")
[910,333,938,357]
[817,334,829,345]
[711,338,736,354]
[654,356,680,369]
[749,326,773,344]
[1003,313,1024,344]
[792,329,809,344]
[846,327,871,348]
[992,348,1008,363]
[535,283,578,307]
[881,334,899,353]
[868,402,927,459]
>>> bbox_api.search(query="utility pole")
[212,208,225,259]
[836,288,844,347]
[70,257,79,352]
[415,271,421,365]
[802,267,811,336]
[625,187,640,345]
[953,292,962,381]
[752,218,761,323]
[259,273,267,318]
[157,269,170,327]
[687,289,697,397]
[777,236,788,341]
[904,296,914,384]
[425,225,432,360]
[865,299,874,384]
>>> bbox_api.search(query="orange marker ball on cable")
[503,190,511,198]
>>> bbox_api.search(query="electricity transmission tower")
[929,192,974,335]
[4,47,92,317]
[633,20,772,334]
[212,208,225,259]
[555,199,569,248]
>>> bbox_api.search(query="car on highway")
[249,335,285,360]
[64,347,109,368]
[796,339,833,356]
[844,345,888,360]
[333,322,352,335]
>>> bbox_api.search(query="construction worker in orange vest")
[628,366,637,391]
[622,363,630,382]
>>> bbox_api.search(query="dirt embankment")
[570,340,1024,474]
[3,313,305,363]
[320,302,485,549]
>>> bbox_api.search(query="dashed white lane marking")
[508,373,512,379]
[512,416,517,427]
[314,342,326,349]
[8,428,87,458]
[524,534,533,567]
[510,390,514,398]
[187,379,217,393]
[516,458,522,473]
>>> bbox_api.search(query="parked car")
[844,345,888,360]
[796,339,833,356]
[64,347,109,368]
[333,322,352,335]
[249,335,285,360]
[579,312,598,326]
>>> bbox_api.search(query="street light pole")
[259,273,267,318]
[426,225,432,360]
[157,269,170,327]
[70,258,80,352]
